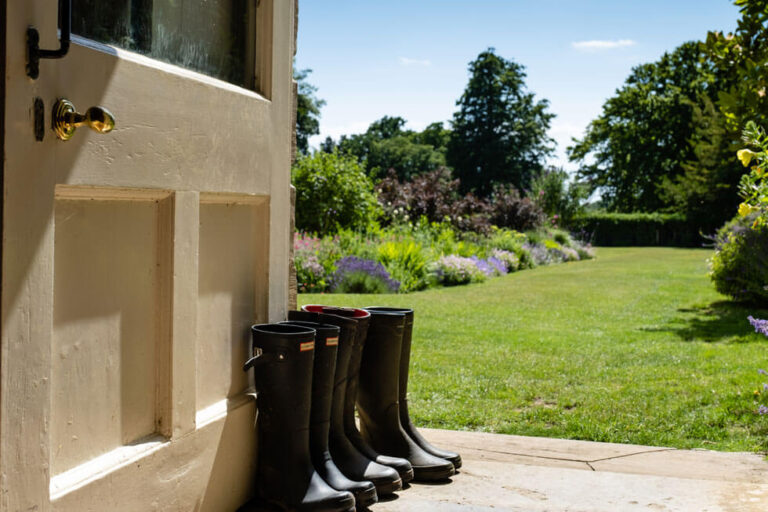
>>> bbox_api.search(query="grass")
[299,247,768,452]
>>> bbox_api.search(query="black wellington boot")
[291,309,403,496]
[357,310,455,482]
[315,307,415,484]
[280,319,378,509]
[243,324,356,512]
[364,307,462,470]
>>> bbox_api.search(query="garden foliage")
[376,168,490,233]
[569,212,698,247]
[292,150,382,234]
[709,121,768,306]
[709,215,768,305]
[294,221,594,294]
[329,256,400,294]
[377,169,547,234]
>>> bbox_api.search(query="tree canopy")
[295,68,325,154]
[568,42,716,213]
[447,48,555,197]
[332,116,448,181]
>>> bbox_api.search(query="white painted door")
[1,1,294,510]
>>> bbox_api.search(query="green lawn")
[299,247,768,452]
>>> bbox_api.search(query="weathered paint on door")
[1,1,295,510]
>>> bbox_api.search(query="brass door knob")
[52,98,115,141]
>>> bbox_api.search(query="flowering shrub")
[736,122,768,229]
[491,249,519,272]
[750,316,768,337]
[294,233,335,292]
[709,215,768,305]
[469,255,508,277]
[561,247,580,262]
[294,223,593,293]
[432,255,486,286]
[749,319,768,415]
[524,243,551,266]
[329,257,400,294]
[296,253,326,293]
[574,242,596,260]
[486,256,509,275]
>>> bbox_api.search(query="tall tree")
[336,116,447,180]
[294,68,325,154]
[667,0,768,232]
[659,96,743,232]
[568,42,716,212]
[703,0,768,137]
[447,49,554,197]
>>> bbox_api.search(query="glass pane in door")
[72,0,254,88]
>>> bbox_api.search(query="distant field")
[299,247,768,452]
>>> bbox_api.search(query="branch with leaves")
[737,121,768,227]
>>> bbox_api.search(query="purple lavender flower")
[491,249,519,272]
[487,256,509,275]
[759,405,768,415]
[748,316,768,337]
[759,369,768,376]
[523,243,551,266]
[470,256,495,277]
[329,256,400,293]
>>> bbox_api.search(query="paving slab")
[371,429,768,512]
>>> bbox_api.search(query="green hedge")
[568,212,701,247]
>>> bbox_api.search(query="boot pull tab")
[243,348,289,371]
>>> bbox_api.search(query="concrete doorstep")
[373,429,768,512]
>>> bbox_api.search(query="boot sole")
[260,496,356,512]
[354,486,378,508]
[371,477,402,495]
[400,467,415,484]
[412,463,455,482]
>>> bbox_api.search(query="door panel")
[1,0,294,510]
[52,191,172,475]
[197,195,269,411]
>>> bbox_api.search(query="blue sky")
[296,0,740,170]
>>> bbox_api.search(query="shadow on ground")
[640,301,768,343]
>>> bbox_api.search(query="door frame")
[0,0,6,468]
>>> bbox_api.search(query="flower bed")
[294,222,594,294]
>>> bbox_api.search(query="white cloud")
[571,39,637,51]
[399,57,432,67]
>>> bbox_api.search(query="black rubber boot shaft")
[357,311,455,481]
[364,307,462,469]
[311,307,415,483]
[246,323,355,511]
[283,317,378,507]
[297,307,402,496]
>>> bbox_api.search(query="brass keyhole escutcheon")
[52,99,115,141]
